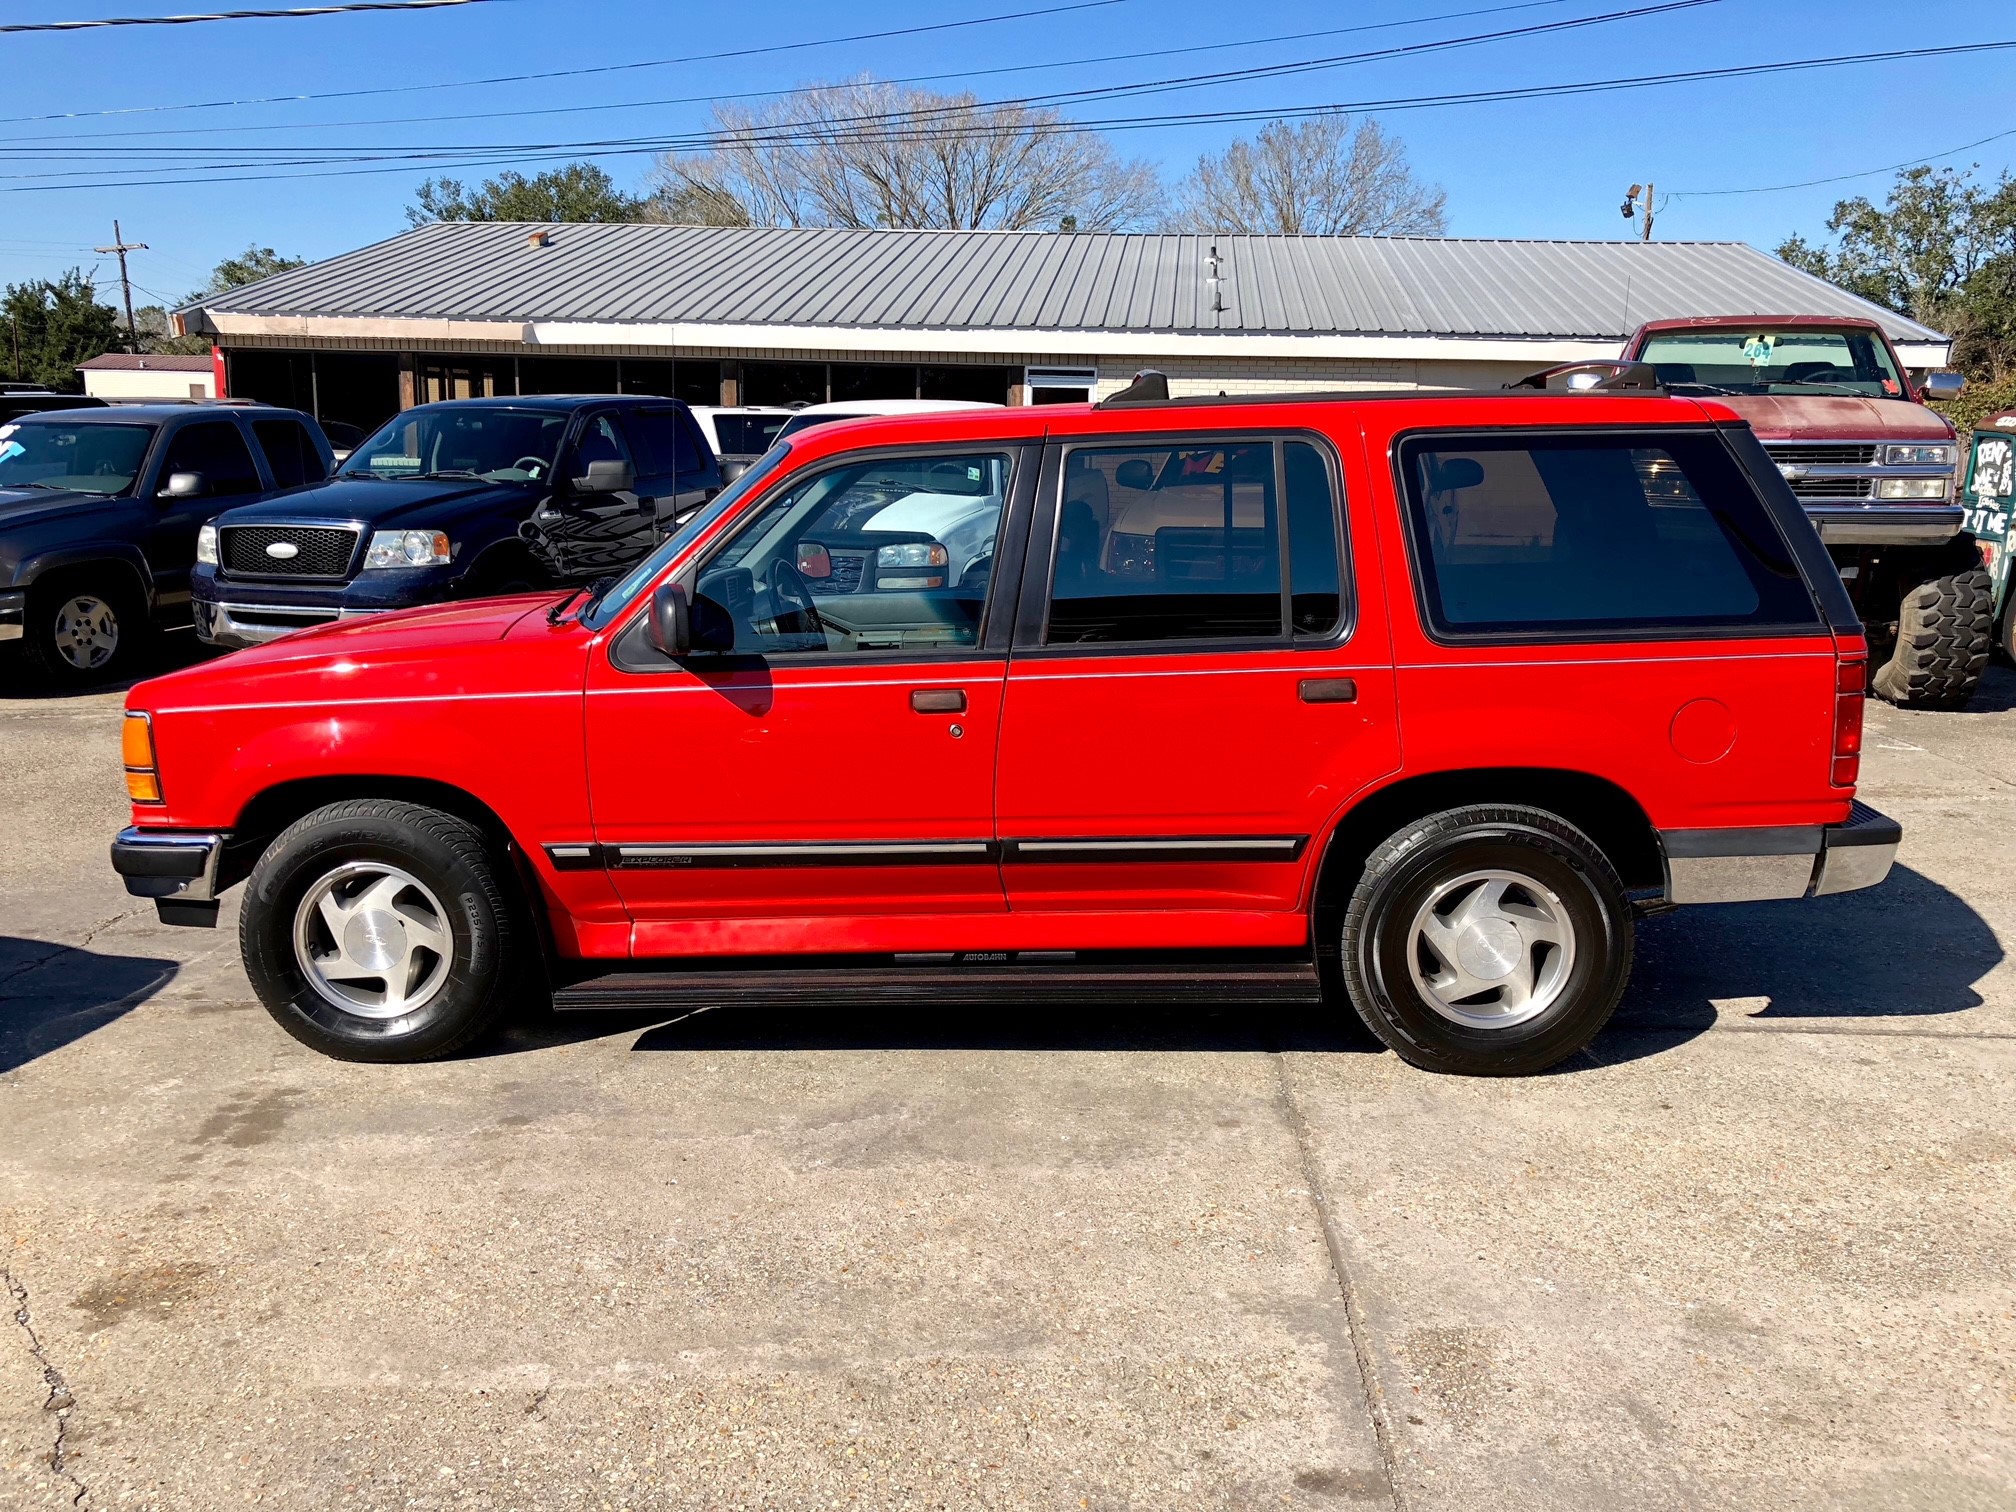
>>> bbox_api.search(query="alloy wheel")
[292,861,455,1020]
[1405,868,1576,1029]
[50,594,120,670]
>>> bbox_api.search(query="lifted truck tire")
[240,799,521,1063]
[1870,554,1993,711]
[1341,805,1632,1077]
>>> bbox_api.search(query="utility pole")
[1619,183,1655,242]
[94,219,147,351]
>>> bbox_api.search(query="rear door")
[994,426,1401,926]
[626,404,719,525]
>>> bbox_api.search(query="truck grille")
[220,524,359,578]
[1783,477,1874,500]
[806,552,867,597]
[1764,443,1880,467]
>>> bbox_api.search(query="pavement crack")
[1270,1051,1409,1512]
[3,1267,89,1507]
[0,906,150,1001]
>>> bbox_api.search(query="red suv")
[111,368,1899,1076]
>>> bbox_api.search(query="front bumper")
[1804,503,1966,546]
[195,597,388,648]
[1661,802,1901,904]
[110,826,227,926]
[0,588,23,642]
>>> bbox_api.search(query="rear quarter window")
[1397,429,1820,639]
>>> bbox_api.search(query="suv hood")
[1706,393,1954,442]
[216,474,537,529]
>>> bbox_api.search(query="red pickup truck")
[112,368,1898,1077]
[1621,315,1988,708]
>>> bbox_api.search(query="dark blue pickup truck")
[191,395,720,648]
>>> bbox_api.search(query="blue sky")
[0,0,2011,304]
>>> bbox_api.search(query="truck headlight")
[363,529,452,569]
[876,541,947,589]
[195,523,218,566]
[1875,478,1949,500]
[1883,444,1953,467]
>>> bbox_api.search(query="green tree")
[1777,164,2016,384]
[202,245,308,294]
[407,163,645,225]
[1,270,123,390]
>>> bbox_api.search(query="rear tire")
[22,574,148,687]
[240,800,521,1063]
[1870,554,1993,710]
[1341,805,1632,1076]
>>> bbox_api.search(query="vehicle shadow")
[0,935,180,1074]
[1961,662,2016,714]
[1592,862,2002,1064]
[0,628,221,703]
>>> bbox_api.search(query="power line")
[9,34,2012,195]
[0,0,1580,145]
[0,0,1134,126]
[0,0,1721,171]
[1675,124,2016,196]
[0,0,504,33]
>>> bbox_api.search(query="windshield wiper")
[414,469,484,480]
[0,479,71,491]
[545,574,619,627]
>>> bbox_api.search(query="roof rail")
[1507,359,1663,393]
[1097,368,1171,406]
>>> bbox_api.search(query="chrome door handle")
[911,688,967,714]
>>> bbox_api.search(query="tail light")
[1832,657,1865,788]
[122,711,163,804]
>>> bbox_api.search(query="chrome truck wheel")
[293,862,455,1019]
[1406,869,1576,1030]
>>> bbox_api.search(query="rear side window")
[1398,430,1817,638]
[713,413,789,456]
[252,419,325,488]
[1045,436,1345,646]
[628,407,710,480]
[161,421,262,497]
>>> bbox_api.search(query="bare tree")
[650,80,1162,232]
[1175,115,1447,237]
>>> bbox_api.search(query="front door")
[148,419,268,608]
[995,431,1401,927]
[584,442,1031,956]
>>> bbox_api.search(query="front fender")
[16,540,156,600]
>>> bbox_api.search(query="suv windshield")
[341,407,569,483]
[0,419,152,495]
[1637,328,1906,398]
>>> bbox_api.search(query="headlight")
[876,541,947,589]
[1883,444,1953,467]
[363,529,452,569]
[1875,478,1949,500]
[195,523,218,566]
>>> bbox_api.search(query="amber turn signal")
[122,712,163,804]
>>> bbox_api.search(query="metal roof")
[76,353,213,371]
[184,222,1944,345]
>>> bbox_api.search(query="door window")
[1045,437,1346,646]
[251,419,326,488]
[692,451,1012,657]
[161,421,262,497]
[570,414,634,480]
[1399,431,1820,637]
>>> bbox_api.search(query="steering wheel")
[766,558,824,642]
[510,455,547,478]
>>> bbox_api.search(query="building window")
[519,357,618,396]
[742,361,827,407]
[673,359,721,407]
[620,359,674,397]
[831,362,918,402]
[1028,366,1097,405]
[922,364,1013,404]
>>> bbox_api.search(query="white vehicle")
[774,398,1001,444]
[687,405,795,463]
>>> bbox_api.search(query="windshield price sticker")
[1742,334,1776,367]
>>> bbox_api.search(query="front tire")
[240,800,521,1062]
[1341,805,1632,1076]
[23,576,147,687]
[1870,552,1993,710]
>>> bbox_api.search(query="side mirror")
[795,541,834,579]
[1428,457,1485,491]
[1115,459,1156,491]
[647,581,691,658]
[161,470,207,499]
[576,459,636,494]
[1920,371,1966,403]
[719,457,750,484]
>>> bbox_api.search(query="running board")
[552,958,1324,1011]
